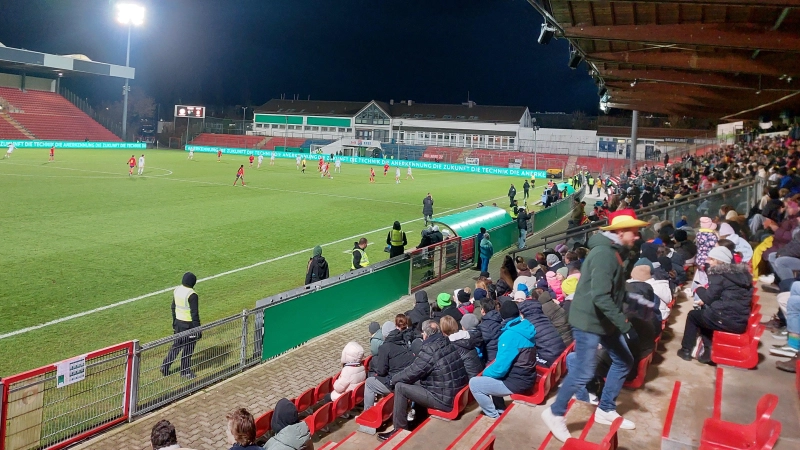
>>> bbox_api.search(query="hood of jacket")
[341,341,364,364]
[707,263,752,288]
[182,272,197,288]
[587,232,619,252]
[501,317,537,343]
[415,290,429,306]
[447,330,470,342]
[264,422,311,450]
[384,329,409,346]
[311,255,328,267]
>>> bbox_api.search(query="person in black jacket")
[161,272,201,379]
[514,291,566,367]
[365,315,416,409]
[477,298,503,362]
[432,293,463,326]
[386,221,408,258]
[441,316,484,378]
[517,207,533,249]
[508,184,517,207]
[406,290,431,331]
[678,246,753,364]
[304,245,329,285]
[377,321,468,441]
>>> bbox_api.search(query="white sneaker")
[406,408,415,422]
[541,407,571,442]
[769,346,798,357]
[571,393,599,406]
[594,409,635,430]
[759,274,775,284]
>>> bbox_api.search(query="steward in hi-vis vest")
[161,272,201,380]
[386,221,408,258]
[352,238,370,270]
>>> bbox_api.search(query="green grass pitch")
[0,148,544,376]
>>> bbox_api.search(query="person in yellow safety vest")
[386,221,408,258]
[352,237,370,270]
[161,272,201,380]
[510,200,519,220]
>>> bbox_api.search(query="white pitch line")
[0,195,508,340]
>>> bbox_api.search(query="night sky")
[0,0,599,114]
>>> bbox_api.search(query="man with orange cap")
[541,209,647,442]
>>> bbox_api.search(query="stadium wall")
[185,145,548,178]
[0,73,55,92]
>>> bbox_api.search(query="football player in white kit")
[334,158,341,173]
[4,143,14,159]
[296,155,301,169]
[257,154,264,168]
[406,165,414,180]
[270,151,276,165]
[137,154,145,175]
[188,149,194,159]
[395,167,401,184]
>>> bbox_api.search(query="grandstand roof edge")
[0,45,135,80]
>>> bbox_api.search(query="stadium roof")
[0,44,134,80]
[255,99,528,123]
[528,0,800,121]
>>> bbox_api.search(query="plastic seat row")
[511,342,575,405]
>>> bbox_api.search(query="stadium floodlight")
[115,3,145,141]
[538,23,555,45]
[116,3,145,26]
[568,48,583,69]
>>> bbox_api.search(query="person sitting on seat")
[469,302,537,418]
[441,316,484,378]
[514,288,565,367]
[225,408,265,450]
[364,316,416,409]
[263,400,313,450]
[377,321,468,441]
[677,246,753,364]
[330,342,366,402]
[477,298,503,362]
[150,420,197,450]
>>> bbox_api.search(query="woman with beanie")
[304,245,329,285]
[677,246,753,364]
[432,293,464,326]
[263,400,313,450]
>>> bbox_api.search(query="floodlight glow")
[116,3,145,26]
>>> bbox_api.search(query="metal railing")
[58,87,123,139]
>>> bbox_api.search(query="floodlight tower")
[116,3,145,141]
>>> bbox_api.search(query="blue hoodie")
[483,317,537,394]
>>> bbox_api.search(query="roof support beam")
[568,0,800,7]
[562,23,800,52]
[601,68,796,91]
[585,51,800,77]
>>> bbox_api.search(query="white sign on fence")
[465,157,480,165]
[56,355,86,388]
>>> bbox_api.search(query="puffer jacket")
[546,272,564,301]
[483,317,537,394]
[517,300,566,367]
[646,278,672,321]
[332,342,366,401]
[537,292,572,345]
[371,329,415,388]
[696,263,754,334]
[477,310,503,362]
[447,330,485,378]
[406,291,431,331]
[392,332,469,409]
[262,422,312,450]
[695,230,719,268]
[433,304,464,328]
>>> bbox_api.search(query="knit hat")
[473,288,487,301]
[725,210,739,220]
[631,265,651,282]
[368,322,380,335]
[461,314,479,331]
[546,254,560,267]
[500,301,520,319]
[556,267,569,278]
[313,245,323,257]
[527,258,539,269]
[437,293,452,309]
[457,289,471,304]
[708,246,732,264]
[513,290,527,301]
[674,230,688,242]
[635,257,654,270]
[718,222,735,237]
[381,321,395,338]
[537,291,552,304]
[536,278,549,289]
[699,217,716,230]
[555,244,568,254]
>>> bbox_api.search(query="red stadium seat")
[561,417,623,450]
[332,392,352,418]
[623,352,653,390]
[350,381,365,406]
[294,388,316,413]
[699,394,781,449]
[428,384,471,421]
[711,324,765,369]
[304,402,332,435]
[314,377,334,402]
[355,393,394,434]
[255,409,273,439]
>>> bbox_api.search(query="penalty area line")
[0,195,507,340]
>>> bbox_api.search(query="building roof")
[0,45,135,80]
[528,0,800,121]
[254,99,528,123]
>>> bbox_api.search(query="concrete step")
[490,402,551,449]
[395,406,482,449]
[447,414,497,450]
[661,379,715,450]
[332,428,410,450]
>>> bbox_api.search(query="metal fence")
[0,342,133,450]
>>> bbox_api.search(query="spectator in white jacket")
[632,263,672,321]
[330,342,366,402]
[718,222,753,263]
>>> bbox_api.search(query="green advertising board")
[0,140,145,149]
[186,145,548,179]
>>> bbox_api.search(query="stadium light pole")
[241,106,248,134]
[116,3,145,141]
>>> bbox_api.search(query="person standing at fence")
[480,233,494,273]
[161,272,201,380]
[517,207,533,250]
[508,183,517,207]
[305,245,329,284]
[352,238,370,270]
[387,221,408,258]
[523,179,530,202]
[423,193,434,226]
[540,209,646,442]
[474,227,487,270]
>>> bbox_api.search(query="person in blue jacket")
[480,233,494,273]
[468,301,537,418]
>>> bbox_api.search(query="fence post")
[456,237,462,272]
[240,310,248,371]
[0,380,6,450]
[129,340,141,420]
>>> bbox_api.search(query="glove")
[623,327,639,344]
